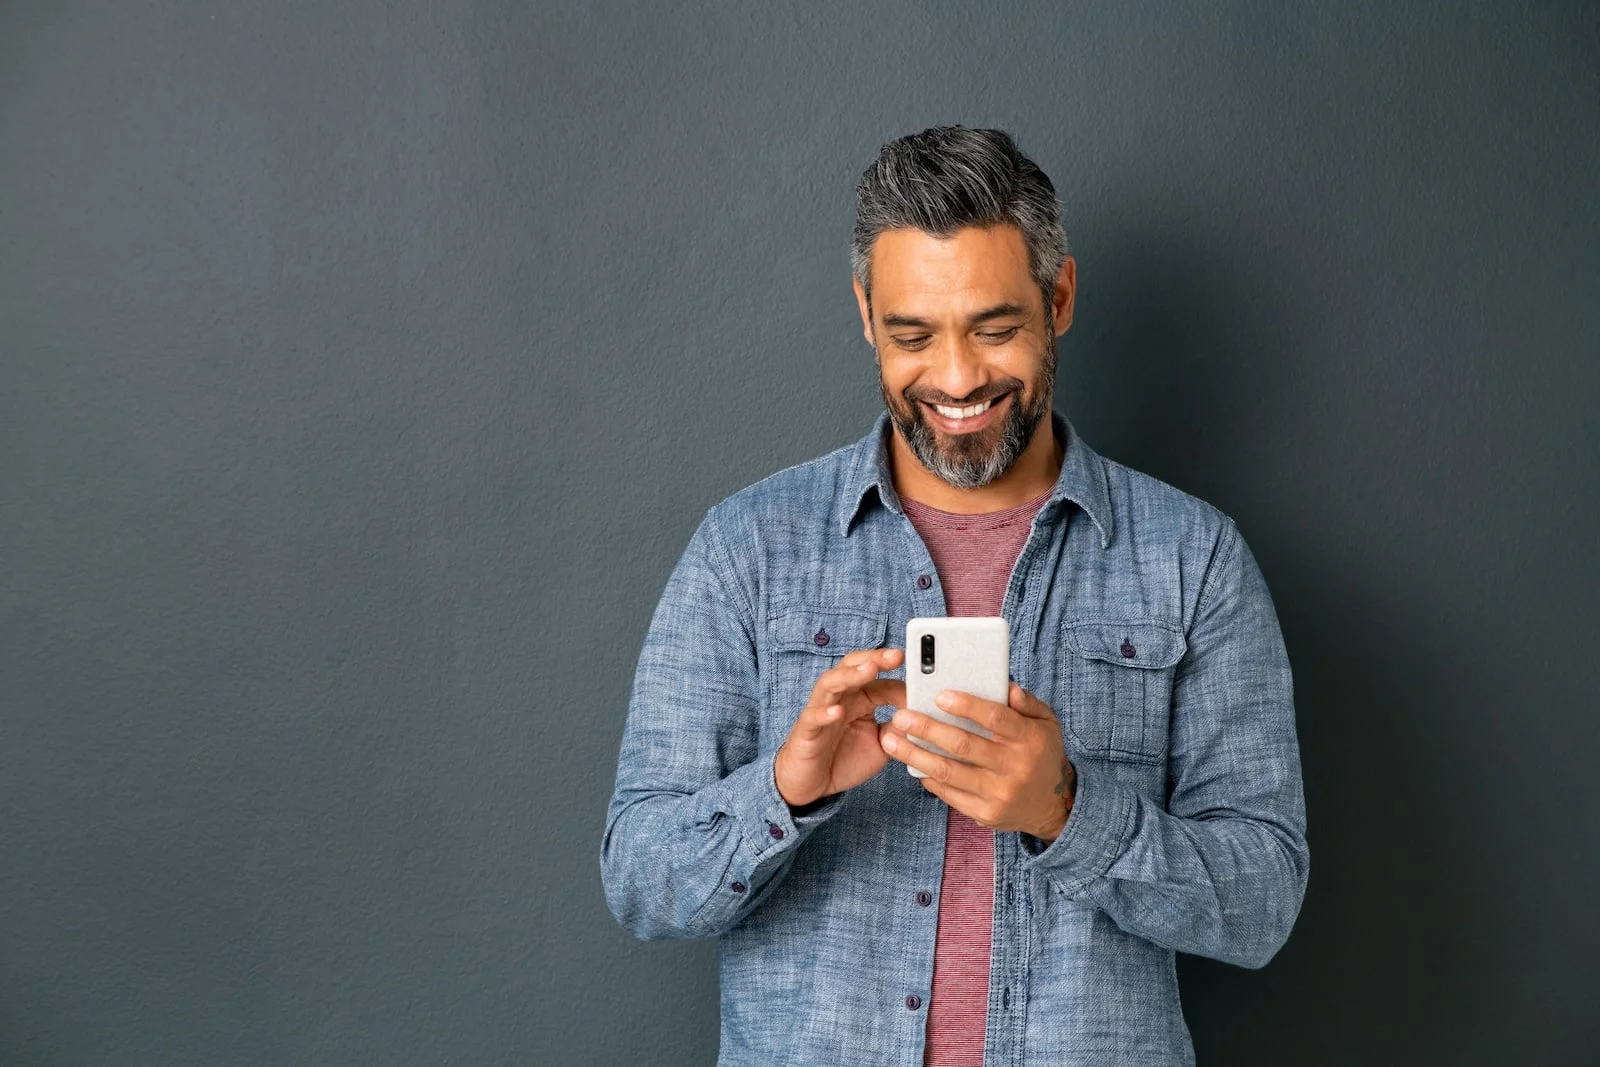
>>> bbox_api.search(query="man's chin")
[927,430,1003,467]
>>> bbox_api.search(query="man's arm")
[599,509,846,941]
[1021,519,1309,969]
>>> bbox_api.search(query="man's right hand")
[774,647,906,808]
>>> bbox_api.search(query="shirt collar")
[834,408,1115,548]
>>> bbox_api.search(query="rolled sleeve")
[601,509,848,941]
[1019,763,1138,896]
[1022,519,1308,968]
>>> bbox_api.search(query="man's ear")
[851,274,874,346]
[1051,256,1077,337]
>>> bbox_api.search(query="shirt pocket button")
[764,606,889,717]
[1058,620,1186,764]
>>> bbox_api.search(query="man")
[601,125,1308,1067]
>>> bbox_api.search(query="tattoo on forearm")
[1053,756,1070,797]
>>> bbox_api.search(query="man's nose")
[923,338,990,401]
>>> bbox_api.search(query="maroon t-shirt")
[901,486,1052,1067]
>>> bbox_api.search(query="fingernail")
[891,710,913,729]
[881,733,898,752]
[936,691,953,709]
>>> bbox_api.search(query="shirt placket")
[898,513,951,1067]
[987,501,1065,1067]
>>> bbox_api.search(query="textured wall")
[2,1,1596,1063]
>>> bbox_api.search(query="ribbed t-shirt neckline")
[900,485,1054,531]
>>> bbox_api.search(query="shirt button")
[916,574,932,589]
[1120,639,1137,658]
[905,994,922,1011]
[730,881,746,893]
[768,822,785,840]
[813,628,830,647]
[916,891,933,907]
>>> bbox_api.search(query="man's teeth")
[932,398,995,420]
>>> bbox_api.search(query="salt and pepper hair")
[851,125,1068,320]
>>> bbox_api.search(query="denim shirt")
[601,410,1309,1067]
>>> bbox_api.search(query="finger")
[889,708,1002,768]
[879,728,986,793]
[812,659,880,704]
[813,650,905,705]
[932,689,1019,740]
[811,648,902,704]
[833,678,905,729]
[790,700,848,747]
[911,770,994,824]
[1007,681,1058,721]
[833,646,895,670]
[855,678,906,710]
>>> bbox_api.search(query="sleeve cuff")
[694,749,847,865]
[1019,762,1138,896]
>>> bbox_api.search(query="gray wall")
[2,1,1596,1063]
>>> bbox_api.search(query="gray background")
[2,1,1596,1063]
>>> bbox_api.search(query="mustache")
[903,384,1019,408]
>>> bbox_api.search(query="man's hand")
[880,681,1077,841]
[774,648,907,808]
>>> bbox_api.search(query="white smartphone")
[903,616,1010,778]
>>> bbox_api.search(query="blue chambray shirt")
[602,409,1308,1067]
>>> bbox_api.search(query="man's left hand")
[880,681,1077,841]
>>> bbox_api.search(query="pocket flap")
[1065,619,1186,669]
[769,607,888,654]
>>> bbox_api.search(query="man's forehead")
[868,224,1036,320]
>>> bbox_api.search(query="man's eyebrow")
[880,302,1030,329]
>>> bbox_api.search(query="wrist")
[1033,797,1071,842]
[788,794,831,817]
[1032,753,1078,841]
[1032,773,1077,842]
[773,743,812,808]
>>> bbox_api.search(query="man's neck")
[889,415,1064,514]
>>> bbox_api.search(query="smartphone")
[903,616,1010,778]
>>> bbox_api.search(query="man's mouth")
[920,391,1010,433]
[932,398,995,419]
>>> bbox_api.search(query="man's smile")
[921,390,1012,435]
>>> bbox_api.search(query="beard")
[876,325,1057,490]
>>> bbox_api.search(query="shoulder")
[701,437,861,541]
[1098,452,1238,559]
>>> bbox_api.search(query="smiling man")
[602,126,1309,1067]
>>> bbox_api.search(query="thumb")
[1008,680,1057,721]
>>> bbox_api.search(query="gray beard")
[876,330,1057,490]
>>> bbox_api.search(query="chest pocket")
[764,606,890,719]
[1057,619,1186,765]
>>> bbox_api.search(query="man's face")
[854,224,1073,489]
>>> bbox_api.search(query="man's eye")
[979,328,1020,342]
[893,336,931,350]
